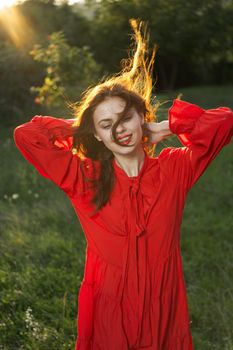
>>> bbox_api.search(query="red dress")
[13,99,233,350]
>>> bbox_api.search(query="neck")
[113,147,146,177]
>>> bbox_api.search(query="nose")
[115,121,126,135]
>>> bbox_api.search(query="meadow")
[0,85,233,349]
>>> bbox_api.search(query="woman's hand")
[142,120,173,146]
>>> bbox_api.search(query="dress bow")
[119,178,152,348]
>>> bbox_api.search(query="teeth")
[119,135,131,142]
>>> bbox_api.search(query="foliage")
[30,31,102,107]
[0,0,232,126]
[0,0,95,126]
[0,42,44,127]
[88,0,233,89]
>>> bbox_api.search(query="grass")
[0,85,232,349]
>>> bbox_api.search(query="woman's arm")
[150,99,233,191]
[167,99,232,191]
[13,115,80,196]
[142,120,173,145]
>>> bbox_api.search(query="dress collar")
[112,149,149,181]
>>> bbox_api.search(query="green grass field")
[0,85,233,349]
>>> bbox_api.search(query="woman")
[13,19,233,350]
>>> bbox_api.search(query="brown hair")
[69,19,160,213]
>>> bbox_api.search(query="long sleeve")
[159,99,233,192]
[13,115,80,196]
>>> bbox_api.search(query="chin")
[114,142,142,155]
[106,135,142,154]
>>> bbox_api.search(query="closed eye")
[123,116,132,121]
[101,116,132,129]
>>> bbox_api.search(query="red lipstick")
[117,133,132,140]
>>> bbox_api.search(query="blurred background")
[0,0,232,349]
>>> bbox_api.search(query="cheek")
[131,117,142,128]
[133,122,143,134]
[99,129,113,143]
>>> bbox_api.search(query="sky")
[0,0,84,10]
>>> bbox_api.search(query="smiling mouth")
[118,134,132,144]
[117,133,131,140]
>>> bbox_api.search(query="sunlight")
[0,5,35,48]
[0,0,84,10]
[0,0,82,48]
[0,0,22,10]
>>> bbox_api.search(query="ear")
[94,133,102,142]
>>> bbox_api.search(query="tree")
[30,31,102,107]
[87,0,233,89]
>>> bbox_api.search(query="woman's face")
[93,96,144,156]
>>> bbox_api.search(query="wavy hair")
[69,19,160,213]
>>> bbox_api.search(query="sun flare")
[0,2,35,48]
[0,0,82,10]
[0,0,22,10]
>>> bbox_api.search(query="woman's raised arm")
[159,99,233,192]
[13,115,80,196]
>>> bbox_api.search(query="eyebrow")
[98,118,113,125]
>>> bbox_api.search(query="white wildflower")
[25,307,41,340]
[12,193,19,200]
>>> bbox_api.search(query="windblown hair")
[69,19,161,213]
